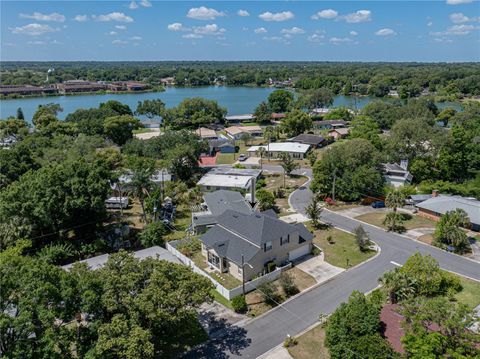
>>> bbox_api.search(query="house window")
[299,236,306,244]
[264,241,272,252]
[207,252,220,268]
[281,235,290,246]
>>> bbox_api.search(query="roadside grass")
[355,211,436,231]
[325,203,362,212]
[454,275,480,308]
[308,225,376,268]
[288,323,330,359]
[245,267,316,317]
[418,233,434,245]
[211,289,233,310]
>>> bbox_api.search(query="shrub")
[257,281,281,306]
[266,261,276,273]
[283,336,298,348]
[177,238,201,258]
[279,272,299,297]
[312,246,321,256]
[231,295,248,313]
[138,221,167,247]
[327,235,335,244]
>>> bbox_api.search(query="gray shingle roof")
[290,134,326,146]
[417,195,480,225]
[204,190,253,216]
[200,209,313,265]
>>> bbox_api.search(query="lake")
[0,86,461,122]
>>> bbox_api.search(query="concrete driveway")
[295,255,344,283]
[234,156,260,165]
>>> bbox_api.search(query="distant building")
[197,168,261,192]
[416,193,480,231]
[328,127,350,140]
[196,127,218,140]
[313,120,347,130]
[0,85,46,96]
[208,138,235,154]
[271,113,286,120]
[383,161,413,188]
[290,134,326,148]
[225,125,263,140]
[247,142,311,159]
[57,80,107,94]
[224,114,255,123]
[309,108,330,116]
[112,169,172,193]
[108,81,148,92]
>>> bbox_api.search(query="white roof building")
[225,114,255,122]
[197,174,254,191]
[247,142,311,158]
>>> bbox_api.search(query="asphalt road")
[185,166,480,359]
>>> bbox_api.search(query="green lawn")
[355,211,436,231]
[211,289,233,309]
[164,205,192,242]
[288,324,330,359]
[190,251,242,289]
[455,275,480,308]
[309,225,376,268]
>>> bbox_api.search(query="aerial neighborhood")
[1,1,480,358]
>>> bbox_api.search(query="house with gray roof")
[383,161,413,188]
[191,190,253,233]
[417,194,480,232]
[199,209,313,281]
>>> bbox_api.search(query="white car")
[238,154,247,161]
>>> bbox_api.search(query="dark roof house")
[290,134,326,147]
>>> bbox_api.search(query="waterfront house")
[224,114,255,124]
[247,142,311,159]
[225,125,263,140]
[313,120,347,130]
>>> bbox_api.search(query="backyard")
[309,225,377,268]
[288,324,330,359]
[262,173,308,216]
[216,137,264,165]
[355,211,436,232]
[245,267,316,317]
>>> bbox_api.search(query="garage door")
[288,245,310,261]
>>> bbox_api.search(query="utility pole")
[242,254,246,296]
[332,169,337,202]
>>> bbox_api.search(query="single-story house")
[224,114,255,123]
[247,142,311,159]
[197,173,254,192]
[313,120,347,130]
[328,128,350,140]
[309,108,330,116]
[271,113,286,120]
[62,246,180,271]
[112,169,172,193]
[225,125,263,140]
[0,135,17,148]
[290,134,326,148]
[140,120,161,129]
[196,127,218,140]
[208,138,236,154]
[416,194,480,231]
[383,162,413,188]
[406,194,432,205]
[192,190,253,233]
[200,209,313,281]
[207,167,262,179]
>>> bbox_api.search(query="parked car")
[371,201,386,208]
[238,154,247,162]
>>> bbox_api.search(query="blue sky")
[1,1,479,61]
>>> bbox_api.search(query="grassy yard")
[309,225,376,268]
[355,211,436,231]
[262,174,308,215]
[246,267,316,317]
[190,251,242,289]
[216,138,265,165]
[163,205,192,242]
[455,275,480,308]
[288,324,330,359]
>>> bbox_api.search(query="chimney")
[250,177,256,206]
[432,190,439,198]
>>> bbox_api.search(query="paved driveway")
[295,255,344,283]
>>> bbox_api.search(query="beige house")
[195,127,218,140]
[329,128,350,140]
[225,125,263,140]
[200,209,313,281]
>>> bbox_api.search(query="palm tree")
[258,147,267,169]
[379,269,416,304]
[129,158,155,225]
[384,188,406,231]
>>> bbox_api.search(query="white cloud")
[115,25,127,30]
[182,33,203,39]
[263,36,284,42]
[259,11,294,22]
[254,27,267,34]
[450,12,474,23]
[51,40,62,45]
[311,9,338,20]
[430,24,478,36]
[10,23,56,36]
[192,23,226,36]
[20,12,65,22]
[73,15,88,22]
[375,28,397,36]
[434,37,453,43]
[130,36,142,40]
[167,22,187,31]
[350,30,358,36]
[427,21,433,27]
[237,9,250,17]
[446,0,473,4]
[308,33,325,42]
[340,10,372,23]
[281,27,305,35]
[107,31,117,35]
[112,39,128,45]
[329,37,353,44]
[140,0,152,8]
[129,1,139,9]
[187,6,225,20]
[93,12,133,23]
[27,40,47,45]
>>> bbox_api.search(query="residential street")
[185,166,480,359]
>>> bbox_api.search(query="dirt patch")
[288,324,330,359]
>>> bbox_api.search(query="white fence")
[166,241,291,300]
